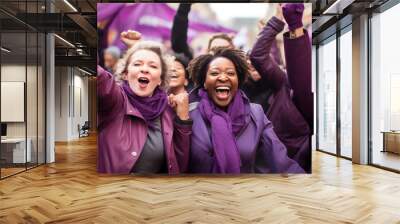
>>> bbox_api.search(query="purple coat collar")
[97,67,190,174]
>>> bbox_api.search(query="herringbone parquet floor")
[1,134,400,223]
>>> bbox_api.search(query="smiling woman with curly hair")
[187,47,304,174]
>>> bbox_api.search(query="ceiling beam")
[66,13,97,46]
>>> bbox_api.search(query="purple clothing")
[97,3,124,22]
[189,86,201,103]
[122,81,168,123]
[283,29,313,132]
[282,3,305,31]
[271,40,283,67]
[197,89,250,173]
[189,102,304,173]
[97,66,192,174]
[102,3,236,51]
[249,16,312,172]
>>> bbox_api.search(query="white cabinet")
[1,138,32,163]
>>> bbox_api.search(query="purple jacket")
[97,66,192,174]
[188,102,304,173]
[249,16,312,172]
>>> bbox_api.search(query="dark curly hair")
[173,52,190,79]
[188,47,250,88]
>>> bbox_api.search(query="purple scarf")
[198,89,251,173]
[122,81,168,122]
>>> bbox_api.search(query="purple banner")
[98,3,237,51]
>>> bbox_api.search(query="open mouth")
[215,86,231,100]
[170,74,179,80]
[138,77,150,88]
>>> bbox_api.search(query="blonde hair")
[114,41,173,90]
[207,33,234,52]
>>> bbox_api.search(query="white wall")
[1,64,46,164]
[1,65,37,138]
[72,73,89,138]
[1,65,26,81]
[54,67,89,141]
[55,66,69,141]
[1,65,26,142]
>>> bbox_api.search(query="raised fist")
[168,92,189,121]
[282,3,304,31]
[120,30,142,48]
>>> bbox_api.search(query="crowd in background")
[97,3,312,174]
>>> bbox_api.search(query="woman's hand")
[120,30,142,48]
[168,92,190,120]
[257,19,266,32]
[258,4,283,32]
[275,3,284,21]
[282,3,304,31]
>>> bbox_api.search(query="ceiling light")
[323,0,341,14]
[1,47,11,53]
[54,34,75,48]
[323,0,355,15]
[78,67,92,76]
[63,0,78,12]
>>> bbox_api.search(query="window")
[339,28,352,158]
[0,1,47,179]
[317,36,337,154]
[371,3,400,171]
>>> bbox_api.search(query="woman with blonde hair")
[97,38,192,174]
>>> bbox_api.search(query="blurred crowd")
[97,3,313,174]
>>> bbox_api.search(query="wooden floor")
[0,167,26,178]
[1,163,45,178]
[1,135,400,223]
[372,151,400,171]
